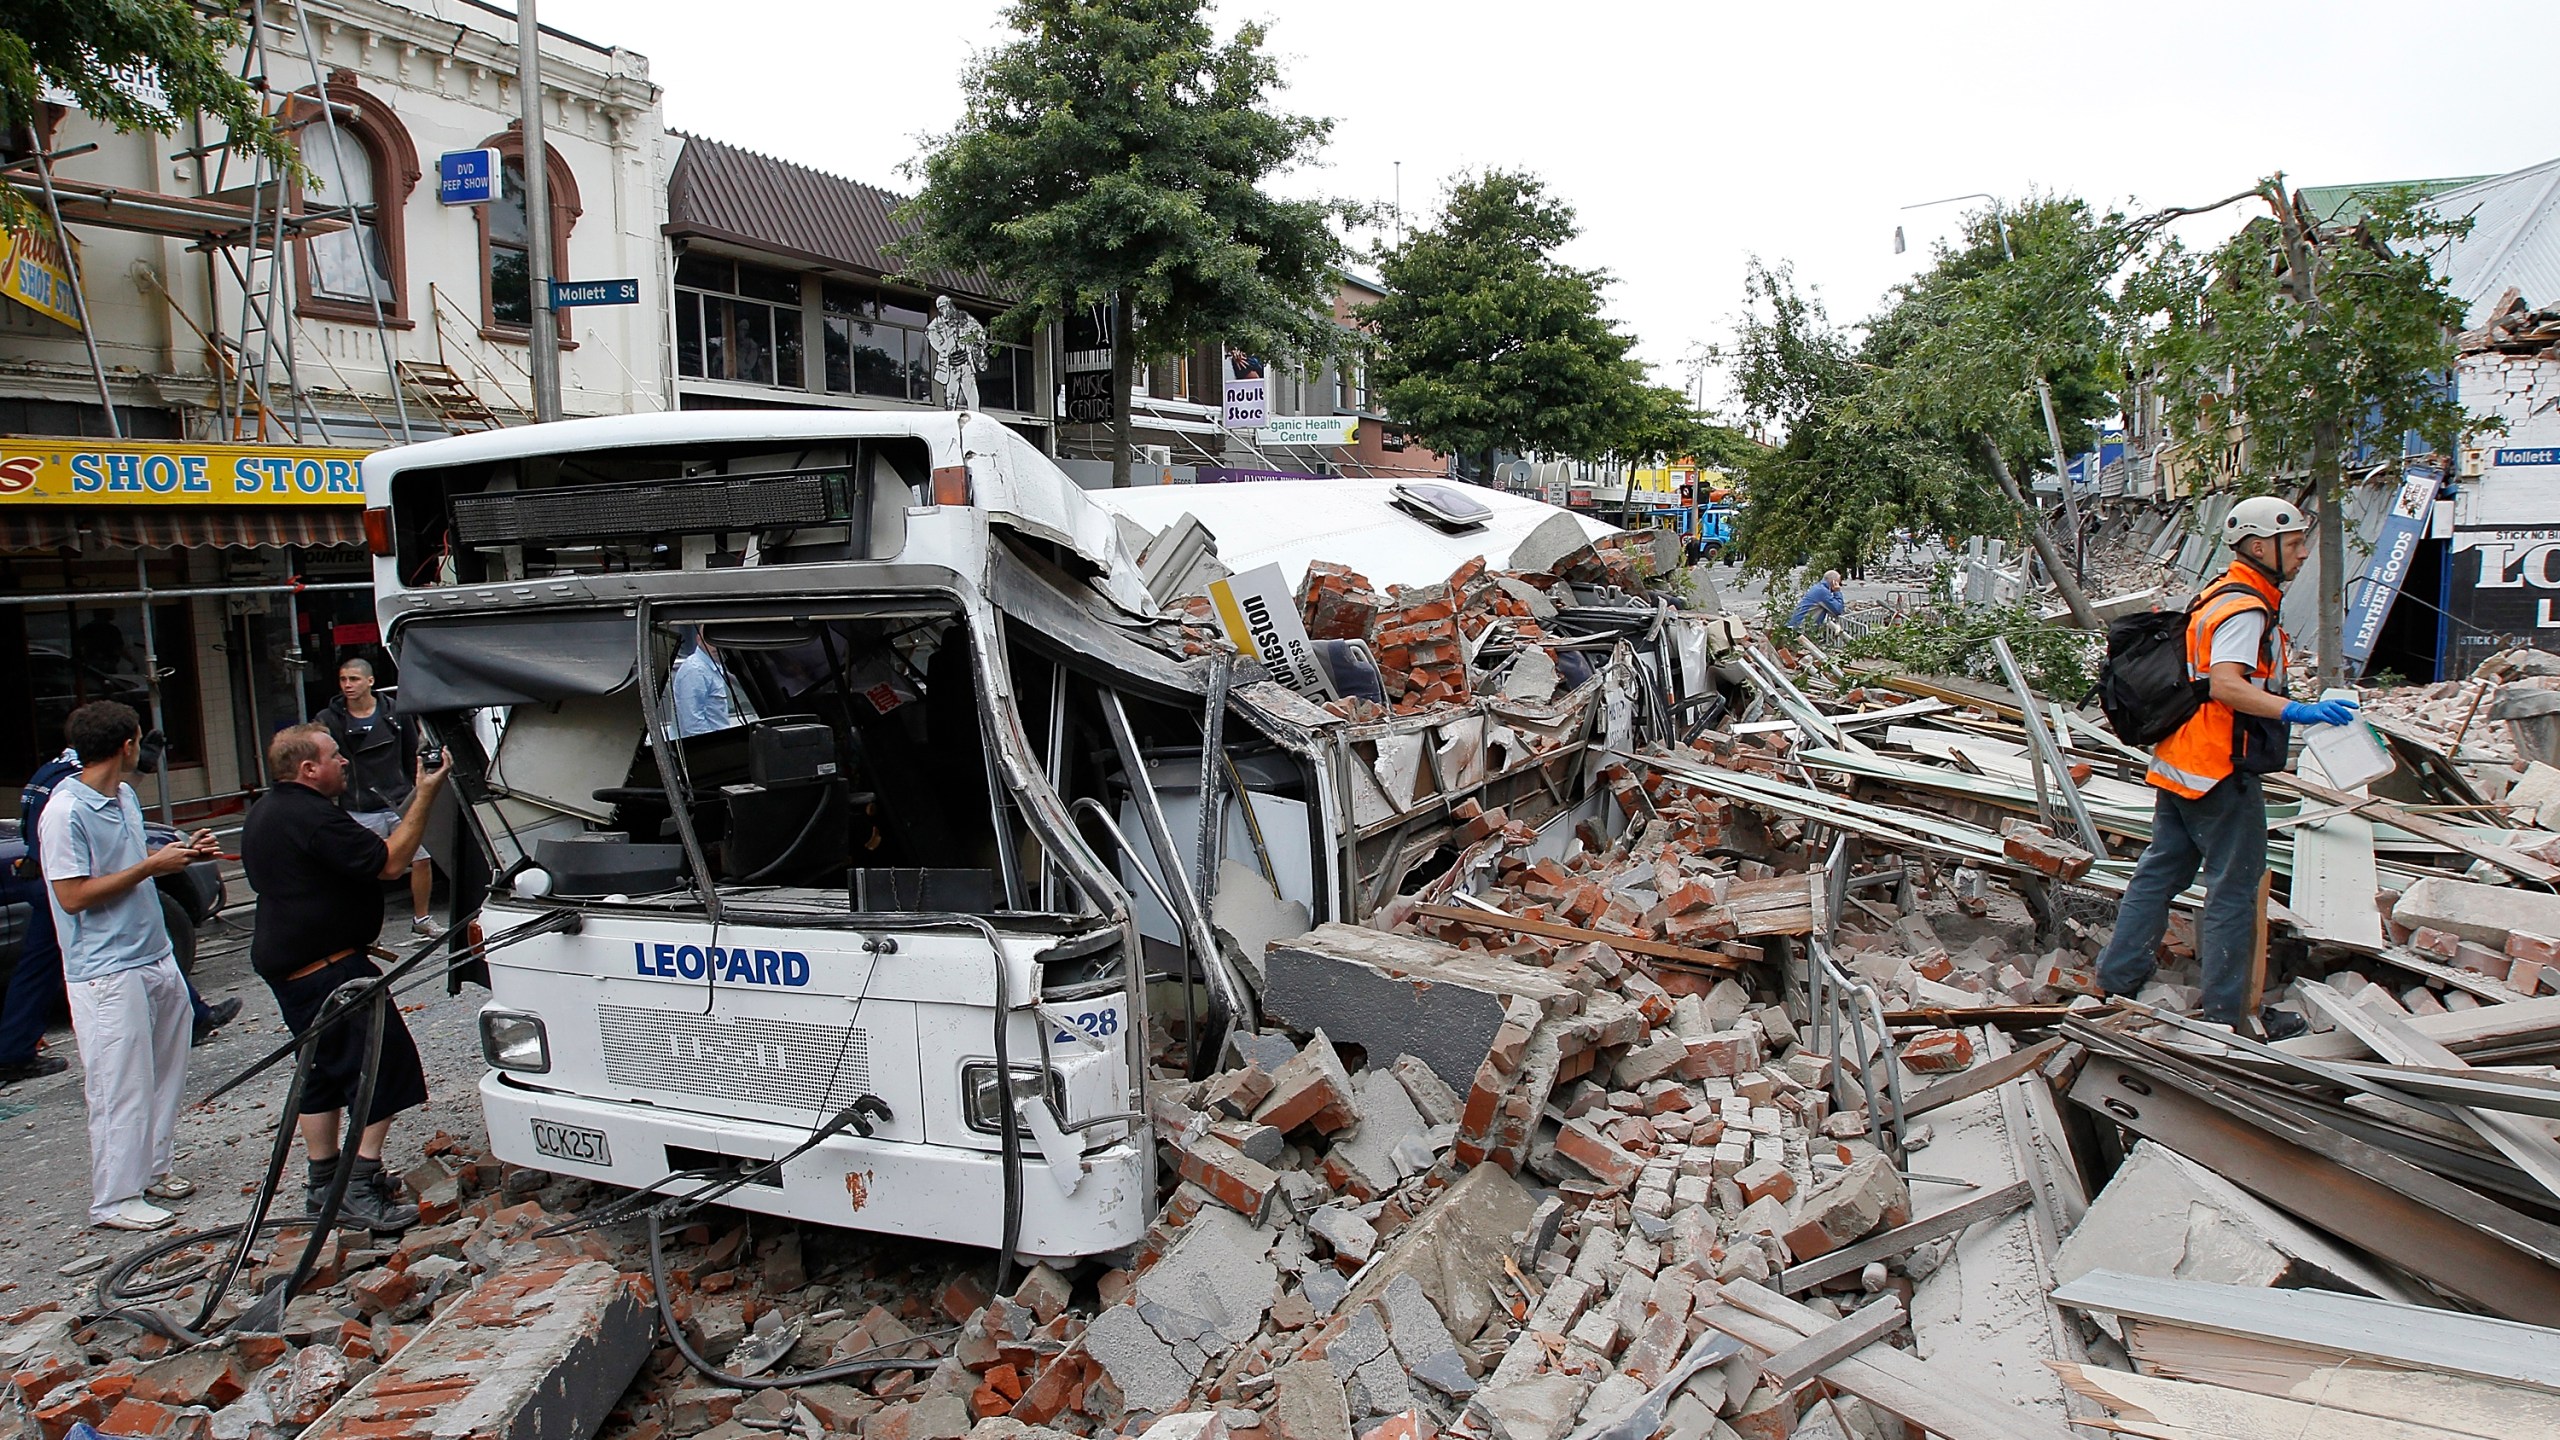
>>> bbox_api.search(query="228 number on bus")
[1054,1007,1120,1044]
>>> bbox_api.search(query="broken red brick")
[1175,1138,1279,1222]
[1553,1118,1641,1191]
[1901,1028,1975,1074]
[2408,926,2462,960]
[1251,1030,1360,1135]
[2000,821,2095,881]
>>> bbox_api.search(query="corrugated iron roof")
[2426,156,2560,327]
[2297,175,2490,228]
[664,134,1005,304]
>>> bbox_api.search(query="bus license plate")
[529,1118,612,1166]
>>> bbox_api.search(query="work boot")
[306,1155,420,1233]
[192,997,243,1047]
[2255,1007,2309,1042]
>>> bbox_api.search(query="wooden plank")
[1410,905,1740,972]
[1758,1295,1906,1391]
[2245,870,2273,1017]
[1828,697,1951,730]
[2328,1060,2560,1120]
[2369,946,2524,1004]
[2054,1362,2493,1440]
[1842,661,2025,721]
[1693,1303,2061,1440]
[2119,1325,2560,1437]
[1779,1181,2033,1293]
[1884,1004,2076,1029]
[2051,1268,2560,1395]
[1719,875,1819,937]
[2287,773,2560,884]
[1899,1039,2064,1119]
[2285,748,2388,946]
[2298,981,2560,1203]
[1707,1281,2081,1440]
[2278,992,2560,1060]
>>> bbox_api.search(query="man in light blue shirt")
[1789,570,1846,631]
[40,702,218,1230]
[671,633,737,737]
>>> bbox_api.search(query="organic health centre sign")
[0,438,373,505]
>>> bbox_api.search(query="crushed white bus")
[363,411,1731,1261]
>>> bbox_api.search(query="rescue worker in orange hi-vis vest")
[2095,496,2360,1041]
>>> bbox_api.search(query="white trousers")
[66,955,190,1221]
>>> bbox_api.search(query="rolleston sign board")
[1207,563,1337,700]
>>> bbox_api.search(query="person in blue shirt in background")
[670,631,738,737]
[1789,570,1846,631]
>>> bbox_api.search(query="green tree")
[1361,170,1642,482]
[898,0,1346,488]
[2127,180,2476,682]
[2,1,292,190]
[1721,198,2123,626]
[1718,261,2019,603]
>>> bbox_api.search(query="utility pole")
[519,0,561,421]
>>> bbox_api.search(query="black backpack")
[2097,581,2269,746]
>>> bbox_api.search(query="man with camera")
[38,702,219,1230]
[6,735,244,1085]
[241,723,450,1232]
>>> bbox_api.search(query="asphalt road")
[0,888,491,1313]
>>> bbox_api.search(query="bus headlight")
[961,1062,1061,1134]
[480,1009,551,1073]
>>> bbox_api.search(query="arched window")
[290,73,417,326]
[476,127,582,343]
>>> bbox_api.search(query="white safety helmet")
[2225,495,2311,543]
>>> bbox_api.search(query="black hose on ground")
[643,1209,955,1388]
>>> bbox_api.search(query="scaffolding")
[2,0,433,446]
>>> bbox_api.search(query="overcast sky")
[528,0,2559,413]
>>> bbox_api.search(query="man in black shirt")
[241,722,450,1232]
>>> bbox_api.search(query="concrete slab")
[300,1259,651,1440]
[2053,1141,2416,1318]
[1340,1162,1538,1346]
[1264,924,1575,1094]
[1211,859,1312,991]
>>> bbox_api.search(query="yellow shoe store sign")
[0,438,375,505]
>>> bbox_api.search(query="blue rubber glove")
[2282,698,2360,727]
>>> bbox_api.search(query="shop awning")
[95,508,366,549]
[0,507,367,552]
[0,512,83,551]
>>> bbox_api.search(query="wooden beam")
[2246,870,2273,1017]
[1884,1004,2076,1030]
[2052,1267,2560,1396]
[2286,773,2560,884]
[1758,1295,1906,1391]
[1702,1281,2080,1440]
[1899,1039,2063,1119]
[1779,1181,2033,1293]
[1411,904,1742,972]
[2298,981,2560,1203]
[2054,1360,2519,1440]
